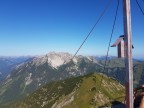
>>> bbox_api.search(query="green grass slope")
[5,73,125,108]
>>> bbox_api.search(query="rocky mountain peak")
[32,52,75,68]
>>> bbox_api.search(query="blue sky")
[0,0,143,58]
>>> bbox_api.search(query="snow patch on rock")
[25,73,32,86]
[6,74,11,79]
[5,78,12,84]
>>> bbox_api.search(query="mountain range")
[0,56,33,81]
[0,52,102,106]
[0,52,143,107]
[2,73,125,108]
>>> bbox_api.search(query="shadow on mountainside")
[111,101,126,108]
[98,101,126,108]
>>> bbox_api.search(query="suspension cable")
[98,0,120,91]
[71,0,113,60]
[136,0,144,15]
[46,0,113,97]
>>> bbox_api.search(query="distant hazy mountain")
[97,58,144,88]
[133,61,144,87]
[4,73,125,108]
[0,52,143,106]
[94,55,117,60]
[0,56,33,81]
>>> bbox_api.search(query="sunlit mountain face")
[0,52,143,107]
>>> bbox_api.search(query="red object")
[111,37,124,47]
[111,36,125,58]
